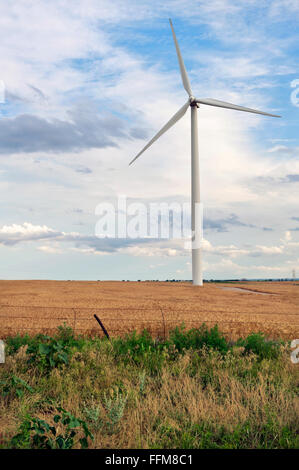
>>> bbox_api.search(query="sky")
[0,0,298,280]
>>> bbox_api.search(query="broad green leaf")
[38,344,50,355]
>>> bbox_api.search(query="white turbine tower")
[129,19,281,286]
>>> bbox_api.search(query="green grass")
[0,324,298,449]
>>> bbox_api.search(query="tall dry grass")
[1,330,298,449]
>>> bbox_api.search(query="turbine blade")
[169,19,193,97]
[129,101,189,166]
[196,98,281,117]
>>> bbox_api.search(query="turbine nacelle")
[189,96,199,107]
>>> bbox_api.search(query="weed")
[0,375,33,400]
[103,387,128,432]
[5,334,34,355]
[170,323,229,354]
[139,371,147,395]
[10,407,93,449]
[83,402,103,431]
[26,336,71,372]
[236,332,283,360]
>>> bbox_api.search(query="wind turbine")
[129,19,281,286]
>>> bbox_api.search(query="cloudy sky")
[0,0,298,280]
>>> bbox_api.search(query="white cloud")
[0,222,53,235]
[254,245,284,255]
[38,245,63,254]
[0,222,58,245]
[282,231,292,243]
[70,247,109,256]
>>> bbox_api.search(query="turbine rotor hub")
[189,96,199,107]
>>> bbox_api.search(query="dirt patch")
[218,286,274,295]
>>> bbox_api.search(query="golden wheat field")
[0,280,298,340]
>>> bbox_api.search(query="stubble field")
[0,280,298,340]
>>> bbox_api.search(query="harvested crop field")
[0,280,298,340]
